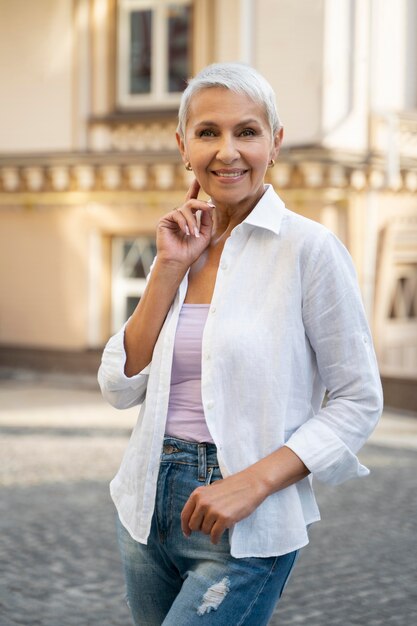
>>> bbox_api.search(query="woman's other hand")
[180,468,267,545]
[157,179,215,269]
[180,447,309,544]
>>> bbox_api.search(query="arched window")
[388,267,417,320]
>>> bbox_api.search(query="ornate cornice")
[269,145,417,192]
[0,152,192,195]
[0,147,416,197]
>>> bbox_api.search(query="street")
[0,372,416,626]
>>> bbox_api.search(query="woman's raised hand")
[156,179,215,269]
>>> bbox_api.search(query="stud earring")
[185,162,193,171]
[268,159,275,168]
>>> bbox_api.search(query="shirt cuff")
[98,323,150,392]
[285,420,370,486]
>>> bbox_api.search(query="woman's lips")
[212,169,248,179]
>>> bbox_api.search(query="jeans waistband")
[161,436,218,482]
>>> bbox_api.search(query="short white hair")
[177,62,282,138]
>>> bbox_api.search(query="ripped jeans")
[116,436,298,626]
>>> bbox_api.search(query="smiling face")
[177,87,283,212]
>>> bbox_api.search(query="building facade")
[0,0,416,410]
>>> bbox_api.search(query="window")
[111,236,157,332]
[117,0,193,108]
[388,265,417,320]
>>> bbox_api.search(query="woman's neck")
[211,185,267,238]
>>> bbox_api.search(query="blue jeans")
[116,436,298,626]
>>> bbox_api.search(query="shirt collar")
[242,184,285,236]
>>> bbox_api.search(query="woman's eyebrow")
[194,120,218,128]
[194,118,261,128]
[237,119,262,126]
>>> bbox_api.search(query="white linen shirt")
[98,185,383,558]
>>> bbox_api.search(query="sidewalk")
[0,371,416,625]
[0,370,416,490]
[368,408,417,450]
[1,367,415,442]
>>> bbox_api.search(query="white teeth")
[216,171,244,177]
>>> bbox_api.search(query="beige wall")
[0,190,189,349]
[0,0,73,152]
[211,0,325,147]
[0,204,89,349]
[255,0,325,146]
[370,0,411,111]
[1,186,414,365]
[0,0,415,397]
[213,0,241,63]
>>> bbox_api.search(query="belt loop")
[198,443,207,481]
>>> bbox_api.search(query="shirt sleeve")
[285,231,383,485]
[97,322,150,409]
[97,257,156,410]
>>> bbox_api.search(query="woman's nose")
[216,135,239,163]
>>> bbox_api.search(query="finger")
[210,519,227,545]
[201,515,216,536]
[174,208,191,236]
[185,178,200,202]
[175,206,199,238]
[199,204,214,230]
[181,200,215,238]
[188,508,205,532]
[178,203,205,237]
[181,495,197,537]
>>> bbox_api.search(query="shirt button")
[211,306,216,314]
[207,401,214,409]
[205,353,211,360]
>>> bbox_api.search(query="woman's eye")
[240,128,256,137]
[199,129,216,137]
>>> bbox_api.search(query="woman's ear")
[176,132,188,165]
[272,127,284,160]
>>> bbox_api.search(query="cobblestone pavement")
[0,372,416,626]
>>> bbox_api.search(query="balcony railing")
[370,111,417,186]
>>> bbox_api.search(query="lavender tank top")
[165,304,214,443]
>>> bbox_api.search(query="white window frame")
[117,0,192,109]
[111,236,156,333]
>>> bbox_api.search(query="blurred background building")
[0,0,416,411]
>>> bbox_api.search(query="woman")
[98,63,383,625]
